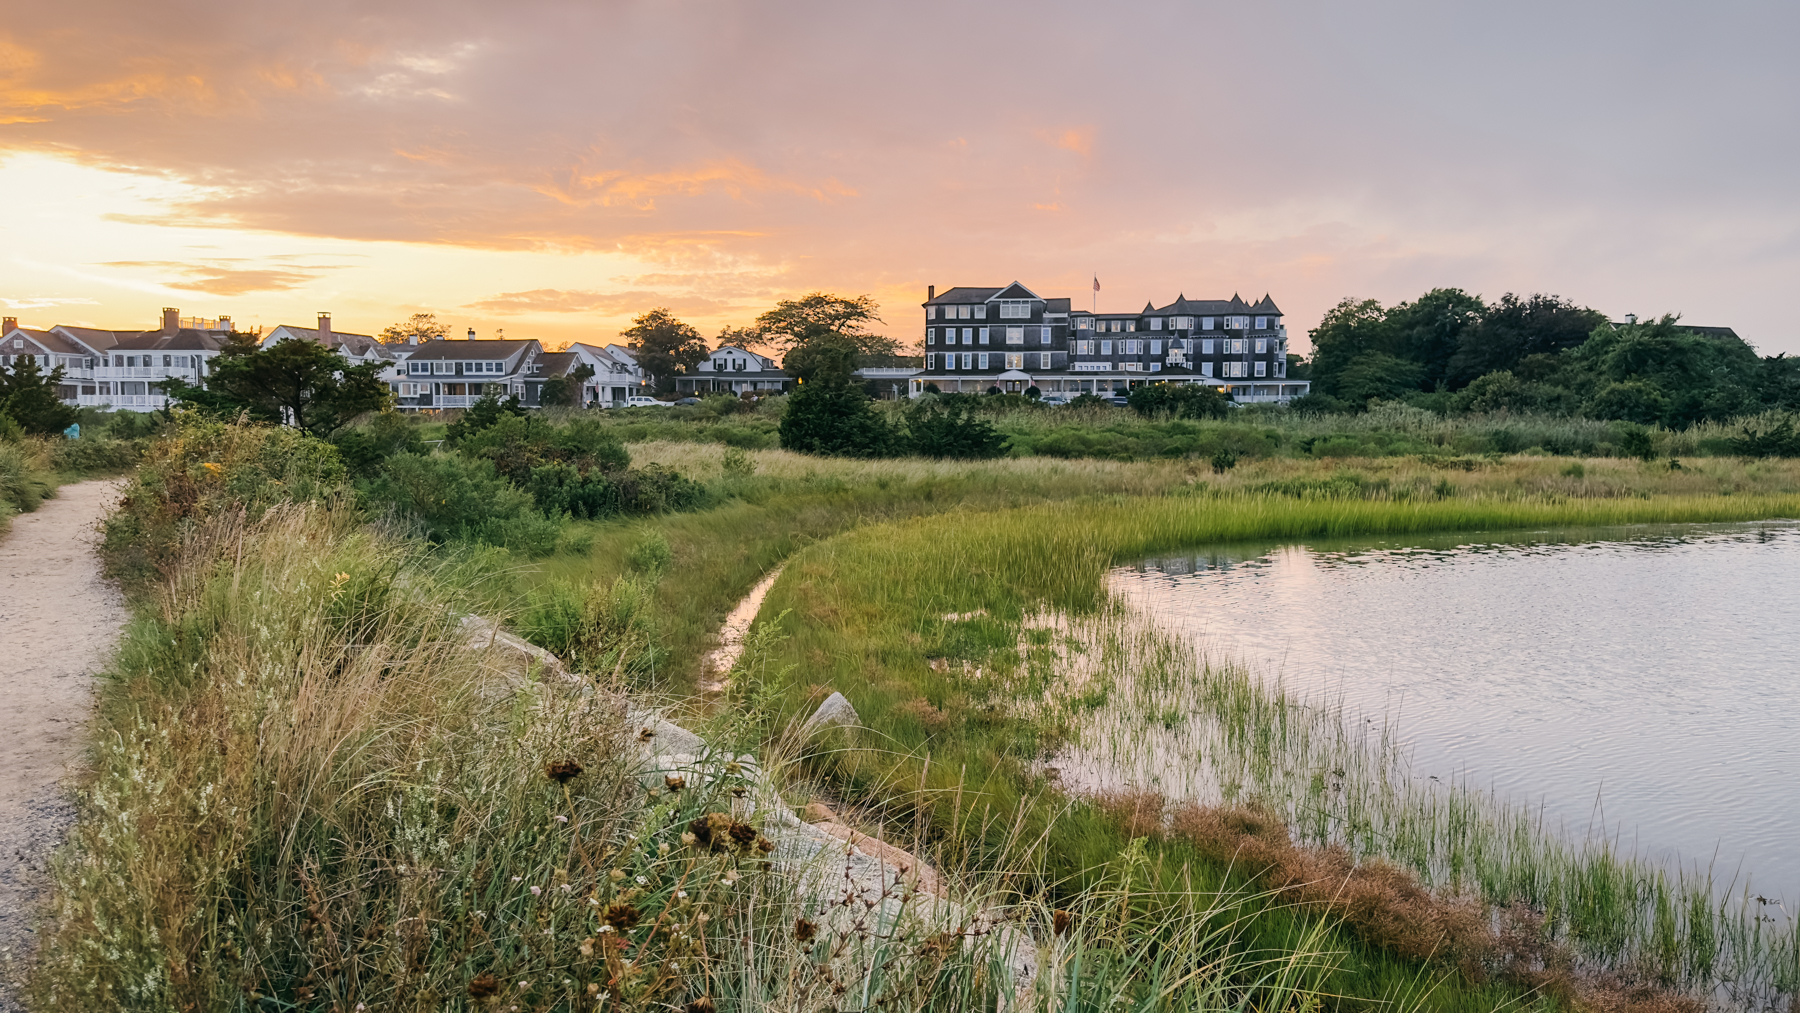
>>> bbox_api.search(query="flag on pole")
[1092,276,1101,292]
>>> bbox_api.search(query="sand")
[0,479,127,1011]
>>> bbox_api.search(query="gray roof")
[4,327,93,356]
[925,286,1004,305]
[109,331,227,352]
[402,339,537,361]
[533,351,579,376]
[271,325,393,359]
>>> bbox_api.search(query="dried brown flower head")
[602,902,642,931]
[665,774,686,792]
[1052,909,1073,936]
[638,726,657,741]
[794,917,817,942]
[685,998,717,1013]
[545,759,584,784]
[468,972,500,999]
[728,821,758,847]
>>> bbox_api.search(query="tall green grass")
[749,489,1800,1009]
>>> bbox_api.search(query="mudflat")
[0,480,126,1011]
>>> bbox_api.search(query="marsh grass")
[749,486,1800,1009]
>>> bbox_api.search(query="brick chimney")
[2,317,15,334]
[218,315,232,331]
[162,307,180,336]
[928,285,935,301]
[466,327,476,340]
[318,312,332,342]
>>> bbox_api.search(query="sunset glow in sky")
[4,1,1797,353]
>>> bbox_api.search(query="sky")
[3,0,1797,355]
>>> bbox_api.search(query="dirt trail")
[0,480,127,1011]
[700,564,785,688]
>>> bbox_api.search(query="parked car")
[674,396,702,405]
[1038,392,1076,406]
[1109,396,1131,406]
[624,396,671,408]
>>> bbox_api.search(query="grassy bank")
[0,433,143,530]
[741,488,1800,1010]
[34,417,1355,1012]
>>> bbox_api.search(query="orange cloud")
[539,157,856,211]
[1048,127,1093,156]
[466,288,740,317]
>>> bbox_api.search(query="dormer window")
[998,300,1031,319]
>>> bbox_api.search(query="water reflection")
[1114,522,1800,901]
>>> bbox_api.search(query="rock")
[801,691,860,734]
[800,802,838,823]
[460,615,568,680]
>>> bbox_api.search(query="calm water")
[1114,522,1800,901]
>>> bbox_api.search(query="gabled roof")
[709,345,776,367]
[268,325,394,360]
[109,330,227,352]
[990,281,1041,302]
[52,326,134,352]
[402,339,539,361]
[925,286,1003,305]
[1143,301,1156,313]
[4,327,93,356]
[533,351,579,376]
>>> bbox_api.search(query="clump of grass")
[0,436,57,523]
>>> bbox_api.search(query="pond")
[1113,521,1800,903]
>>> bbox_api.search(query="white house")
[674,345,793,396]
[394,338,542,410]
[3,308,233,411]
[565,343,651,405]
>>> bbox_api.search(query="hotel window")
[1126,320,1136,332]
[979,327,990,344]
[1202,317,1215,330]
[1005,353,1023,368]
[1150,340,1161,355]
[1100,340,1113,355]
[1255,316,1267,330]
[926,307,936,320]
[1005,327,1024,345]
[1038,352,1052,369]
[1255,361,1267,376]
[1076,317,1092,330]
[974,304,987,319]
[1202,362,1214,377]
[1040,326,1052,344]
[1074,340,1092,355]
[1255,339,1267,353]
[963,328,974,345]
[978,353,990,369]
[960,353,972,369]
[926,353,936,369]
[1150,317,1162,330]
[999,300,1031,319]
[926,328,936,344]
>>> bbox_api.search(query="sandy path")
[0,480,127,1011]
[700,564,786,688]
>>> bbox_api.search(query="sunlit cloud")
[2,295,99,310]
[466,288,740,316]
[97,259,347,295]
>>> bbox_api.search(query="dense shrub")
[778,380,899,457]
[360,452,559,554]
[903,397,1008,459]
[0,439,55,518]
[458,413,632,484]
[1127,383,1229,419]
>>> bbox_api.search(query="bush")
[1127,383,1229,420]
[1726,412,1800,458]
[778,380,899,457]
[444,392,526,445]
[627,529,673,574]
[360,452,559,553]
[904,398,1008,459]
[0,439,55,518]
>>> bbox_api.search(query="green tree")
[445,391,527,444]
[621,309,708,393]
[1334,351,1427,405]
[755,293,887,352]
[165,337,390,436]
[0,354,79,435]
[1306,298,1394,399]
[1448,293,1607,386]
[903,397,1007,458]
[778,379,898,457]
[782,334,860,385]
[540,363,595,407]
[1385,288,1486,390]
[380,312,449,345]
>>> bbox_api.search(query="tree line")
[1302,290,1800,426]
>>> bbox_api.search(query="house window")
[974,304,987,320]
[1005,353,1023,368]
[1005,327,1024,345]
[927,306,936,320]
[1278,360,1286,377]
[1126,320,1136,332]
[926,353,936,369]
[999,300,1031,319]
[1202,317,1215,330]
[962,328,974,345]
[958,305,971,319]
[960,353,972,369]
[926,328,936,344]
[1076,317,1092,330]
[1100,340,1113,355]
[1150,318,1162,330]
[1150,340,1161,355]
[978,353,990,369]
[979,327,990,345]
[1038,352,1052,369]
[1040,326,1052,345]
[1255,339,1267,353]
[1255,360,1268,377]
[1255,317,1267,330]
